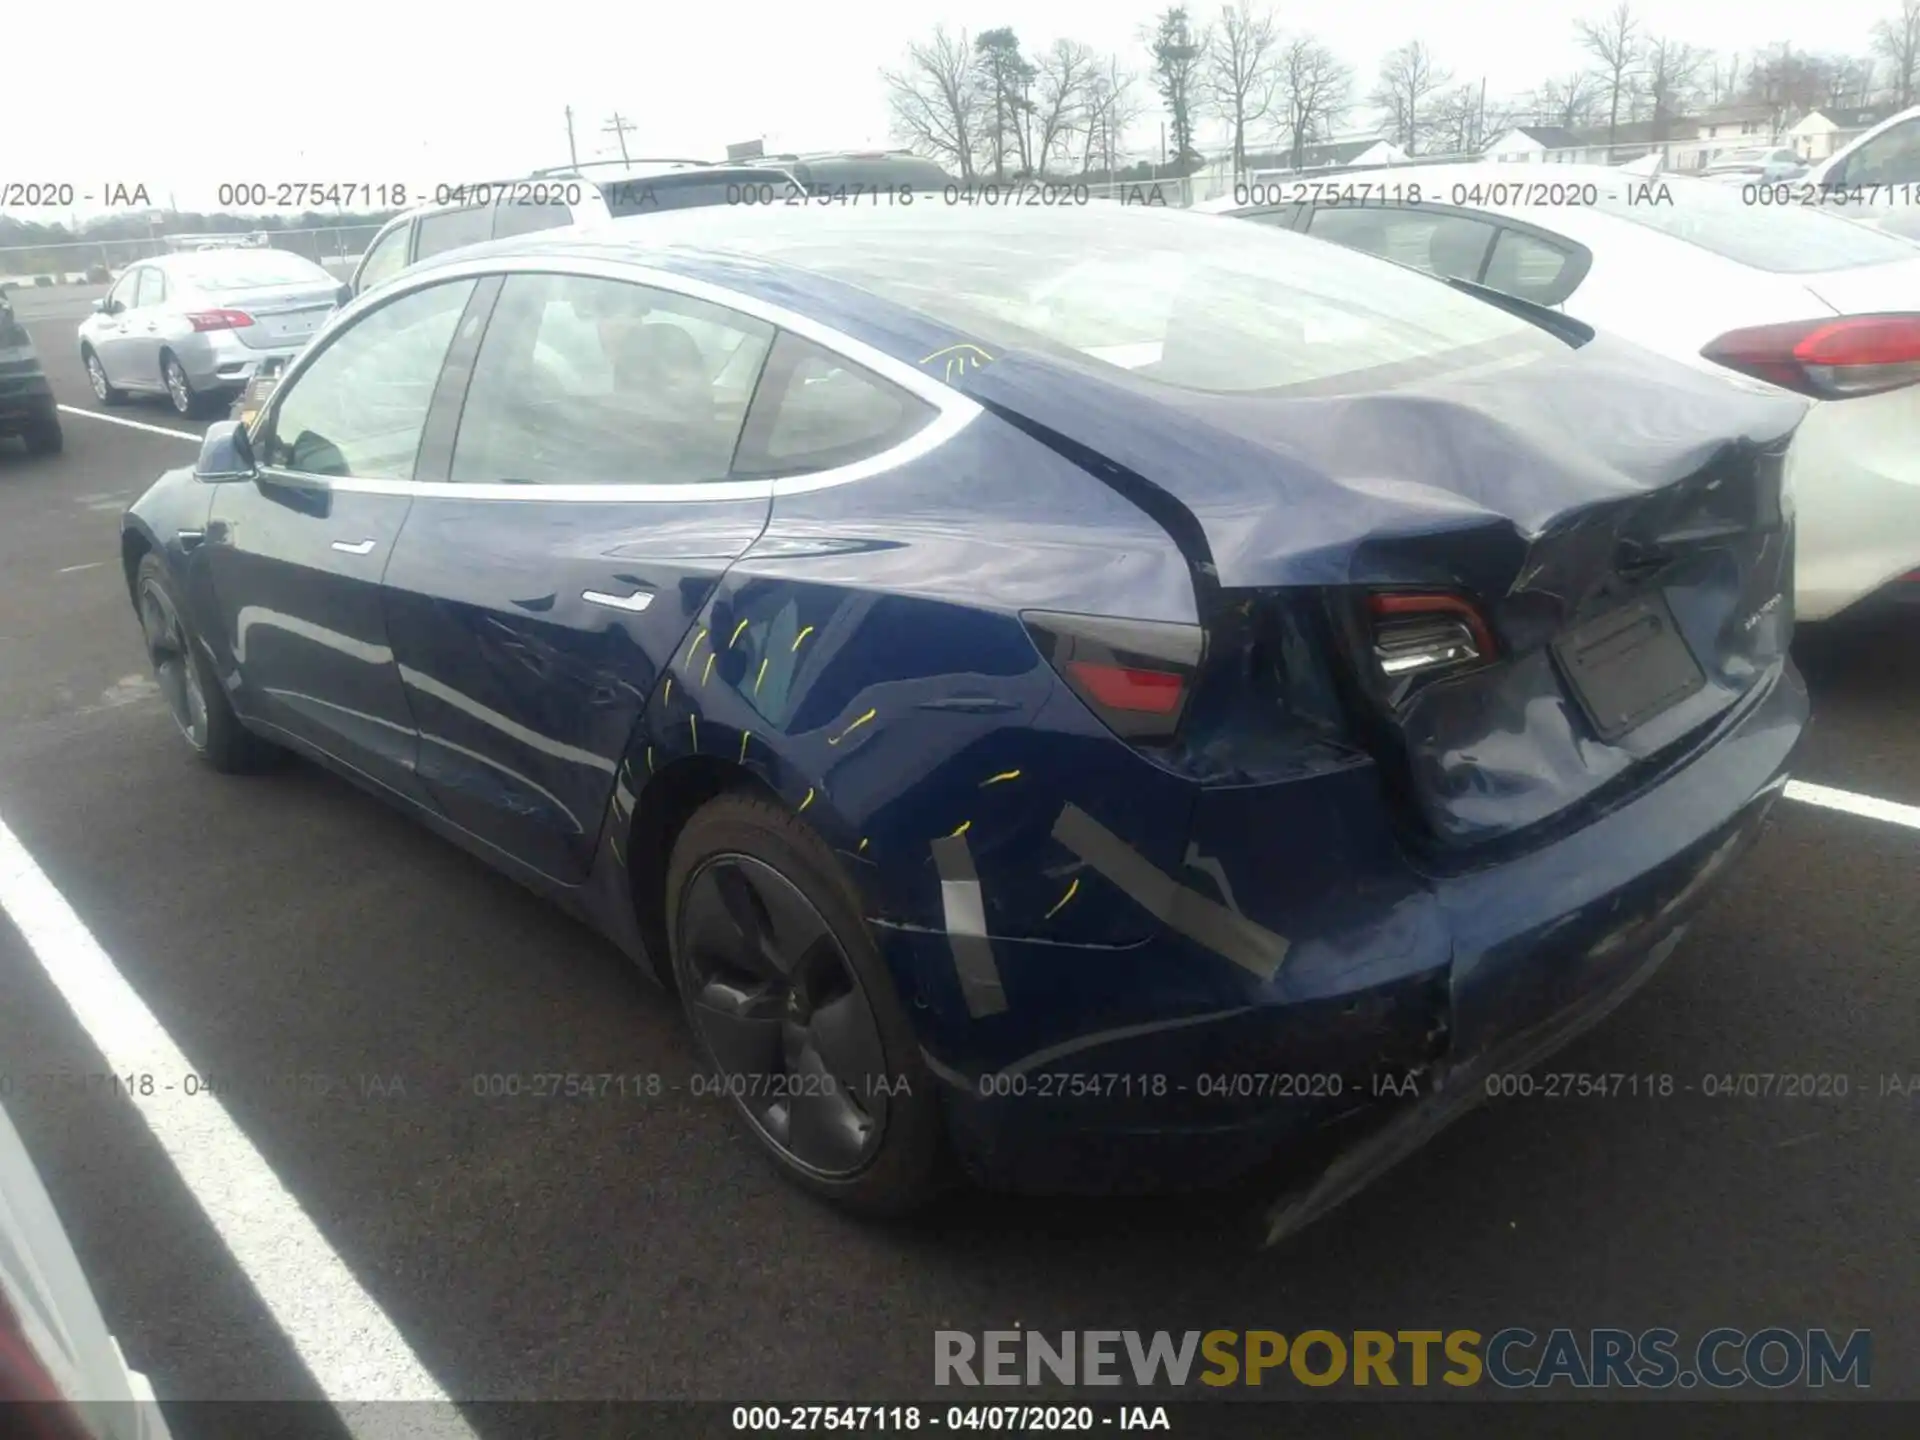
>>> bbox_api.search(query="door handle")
[582,588,654,613]
[331,539,378,555]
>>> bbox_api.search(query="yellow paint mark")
[1045,877,1081,919]
[791,625,815,652]
[828,707,877,746]
[729,617,750,649]
[947,820,971,839]
[685,628,708,664]
[980,769,1022,787]
[646,746,654,775]
[739,730,751,763]
[858,838,870,853]
[688,714,699,751]
[798,787,815,813]
[754,656,769,695]
[702,652,716,686]
[663,676,673,706]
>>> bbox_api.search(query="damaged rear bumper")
[927,660,1807,1202]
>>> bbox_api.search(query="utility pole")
[1477,77,1487,151]
[603,113,635,165]
[565,107,580,169]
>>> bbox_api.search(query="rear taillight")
[1702,313,1920,399]
[0,1287,93,1438]
[186,309,254,332]
[1367,592,1496,683]
[1024,611,1205,744]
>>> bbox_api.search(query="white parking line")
[56,405,199,442]
[1785,780,1920,833]
[0,812,479,1433]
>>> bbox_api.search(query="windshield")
[167,250,331,290]
[631,205,1559,396]
[1588,175,1918,272]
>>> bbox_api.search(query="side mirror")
[335,282,353,309]
[91,298,109,314]
[194,421,258,482]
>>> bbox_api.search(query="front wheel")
[134,553,281,772]
[84,349,127,405]
[666,792,945,1216]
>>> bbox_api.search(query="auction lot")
[2,283,1918,1419]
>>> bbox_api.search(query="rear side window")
[1306,206,1497,281]
[413,205,493,261]
[449,273,775,486]
[1482,230,1585,305]
[492,201,573,239]
[1590,177,1918,272]
[733,333,936,478]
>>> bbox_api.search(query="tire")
[133,553,281,773]
[161,352,208,419]
[666,791,944,1216]
[20,406,62,456]
[83,347,127,405]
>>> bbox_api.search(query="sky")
[0,0,1905,219]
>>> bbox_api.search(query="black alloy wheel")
[138,572,210,751]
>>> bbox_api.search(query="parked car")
[1,1099,172,1435]
[1204,163,1920,621]
[0,293,62,455]
[122,205,1806,1223]
[1700,145,1806,182]
[349,153,957,297]
[77,250,347,419]
[1803,102,1920,238]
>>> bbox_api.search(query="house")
[1691,103,1777,143]
[1482,125,1585,162]
[1787,105,1901,161]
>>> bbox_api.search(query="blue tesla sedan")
[121,203,1809,1225]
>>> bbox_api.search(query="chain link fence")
[0,224,377,287]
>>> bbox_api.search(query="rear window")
[167,251,328,289]
[600,171,792,217]
[1590,176,1917,272]
[666,205,1560,396]
[793,157,955,191]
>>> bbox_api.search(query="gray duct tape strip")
[1052,804,1290,980]
[932,833,1009,1018]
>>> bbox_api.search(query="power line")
[602,113,635,165]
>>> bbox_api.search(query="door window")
[130,268,166,309]
[449,273,775,485]
[1306,206,1498,282]
[492,201,574,239]
[106,271,139,313]
[355,222,412,293]
[1481,230,1586,305]
[1847,120,1920,185]
[261,279,478,479]
[733,333,936,477]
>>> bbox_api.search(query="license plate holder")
[1552,592,1706,743]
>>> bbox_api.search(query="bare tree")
[1875,0,1920,107]
[1277,36,1353,169]
[974,29,1038,178]
[1149,8,1210,167]
[1207,3,1281,178]
[1745,45,1839,134]
[882,27,980,179]
[1430,83,1497,155]
[1706,52,1744,105]
[1578,2,1643,149]
[1032,39,1097,175]
[1082,57,1147,175]
[1372,40,1452,154]
[1643,37,1708,140]
[1531,72,1600,129]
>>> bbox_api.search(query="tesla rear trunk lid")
[966,330,1806,849]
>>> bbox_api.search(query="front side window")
[356,223,412,293]
[262,279,477,479]
[130,268,165,309]
[1847,120,1920,185]
[106,271,139,312]
[449,273,775,486]
[412,206,494,262]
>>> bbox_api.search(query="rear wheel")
[84,348,127,405]
[666,792,944,1216]
[134,553,281,772]
[161,353,207,418]
[20,406,61,455]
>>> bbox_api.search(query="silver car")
[78,249,345,418]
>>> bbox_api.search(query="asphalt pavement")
[0,298,1916,1425]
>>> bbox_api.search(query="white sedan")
[1203,164,1920,620]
